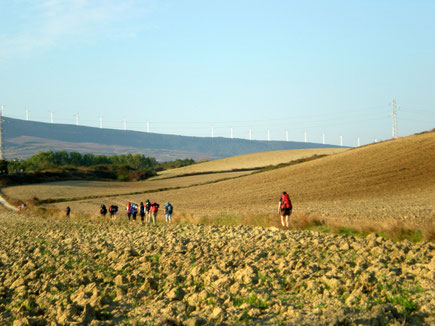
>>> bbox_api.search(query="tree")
[0,160,8,174]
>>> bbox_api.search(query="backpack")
[166,203,173,214]
[111,205,118,213]
[151,203,159,212]
[281,193,292,209]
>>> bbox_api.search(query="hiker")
[145,199,151,224]
[66,206,71,218]
[164,202,173,223]
[278,191,292,228]
[150,202,159,225]
[100,204,107,218]
[139,202,145,224]
[126,202,132,222]
[131,203,138,222]
[109,204,118,220]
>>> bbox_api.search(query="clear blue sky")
[1,0,434,146]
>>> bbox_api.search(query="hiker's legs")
[284,215,289,228]
[152,212,157,224]
[281,215,286,227]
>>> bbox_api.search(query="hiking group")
[98,200,173,225]
[67,191,292,228]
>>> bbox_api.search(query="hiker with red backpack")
[150,202,159,225]
[126,202,132,222]
[278,191,292,228]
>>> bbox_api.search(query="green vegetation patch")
[232,294,269,310]
[2,152,196,185]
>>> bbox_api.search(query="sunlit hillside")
[156,147,349,178]
[68,131,435,226]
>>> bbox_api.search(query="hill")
[156,147,349,178]
[3,117,342,161]
[54,131,434,227]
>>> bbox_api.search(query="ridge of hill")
[3,117,342,161]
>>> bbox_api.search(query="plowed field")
[1,211,433,325]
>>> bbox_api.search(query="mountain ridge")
[3,117,343,161]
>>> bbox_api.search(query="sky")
[0,0,434,147]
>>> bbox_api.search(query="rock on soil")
[0,211,434,325]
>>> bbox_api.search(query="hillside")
[2,147,346,202]
[3,117,342,161]
[156,148,349,178]
[53,131,435,226]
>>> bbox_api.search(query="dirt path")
[0,195,18,211]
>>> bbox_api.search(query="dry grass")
[156,148,348,178]
[52,131,435,232]
[7,131,435,242]
[290,213,325,230]
[420,220,435,242]
[2,170,252,201]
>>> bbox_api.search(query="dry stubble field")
[155,148,347,178]
[2,171,252,203]
[40,131,435,232]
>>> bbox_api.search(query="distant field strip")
[2,170,253,202]
[156,148,348,178]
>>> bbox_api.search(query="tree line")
[4,151,195,174]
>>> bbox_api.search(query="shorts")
[280,208,292,216]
